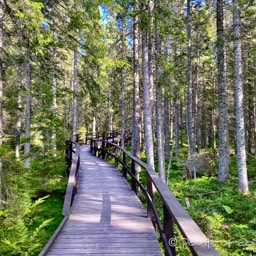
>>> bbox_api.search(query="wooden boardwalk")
[46,145,162,256]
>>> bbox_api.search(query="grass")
[32,190,64,237]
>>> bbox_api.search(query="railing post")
[114,146,118,168]
[94,141,98,156]
[102,140,106,159]
[122,152,127,179]
[146,173,155,228]
[131,159,137,194]
[69,140,73,162]
[90,139,93,153]
[164,204,175,256]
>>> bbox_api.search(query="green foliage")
[0,142,66,255]
[167,155,256,256]
[0,194,52,256]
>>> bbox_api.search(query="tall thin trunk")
[108,84,113,132]
[164,93,170,158]
[194,46,200,153]
[141,3,154,169]
[93,116,96,136]
[15,61,22,159]
[148,0,154,117]
[120,18,125,148]
[72,51,77,141]
[212,75,217,152]
[131,2,141,162]
[173,90,179,158]
[254,98,256,160]
[155,1,165,182]
[202,80,208,148]
[52,28,57,151]
[24,49,32,167]
[217,0,229,182]
[180,100,183,147]
[0,0,3,207]
[233,0,249,193]
[187,0,194,158]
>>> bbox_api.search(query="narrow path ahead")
[47,145,161,256]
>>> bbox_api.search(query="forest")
[0,0,256,255]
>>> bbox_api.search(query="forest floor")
[152,150,256,256]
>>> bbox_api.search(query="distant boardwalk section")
[46,145,161,256]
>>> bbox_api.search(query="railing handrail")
[91,139,219,256]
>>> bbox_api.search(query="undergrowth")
[0,145,66,256]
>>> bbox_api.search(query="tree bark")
[131,2,141,162]
[24,49,32,167]
[108,84,113,132]
[15,61,22,159]
[164,93,170,158]
[187,0,194,159]
[233,0,249,193]
[194,46,200,153]
[120,18,125,148]
[217,0,229,182]
[0,0,3,207]
[155,1,165,182]
[93,115,96,136]
[141,3,155,169]
[72,51,78,141]
[52,26,57,151]
[148,0,154,118]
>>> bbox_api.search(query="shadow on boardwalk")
[46,145,161,256]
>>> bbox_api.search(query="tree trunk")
[120,18,125,148]
[148,0,154,119]
[194,46,200,153]
[141,3,154,169]
[72,51,77,141]
[52,28,57,151]
[155,3,165,182]
[254,99,256,160]
[233,0,249,193]
[15,61,22,159]
[131,2,141,162]
[108,84,113,132]
[180,100,183,147]
[24,49,32,167]
[187,0,194,158]
[212,75,217,152]
[164,93,170,158]
[93,116,96,136]
[217,0,229,182]
[0,0,3,207]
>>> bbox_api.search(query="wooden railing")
[39,140,80,256]
[91,139,220,256]
[75,130,120,145]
